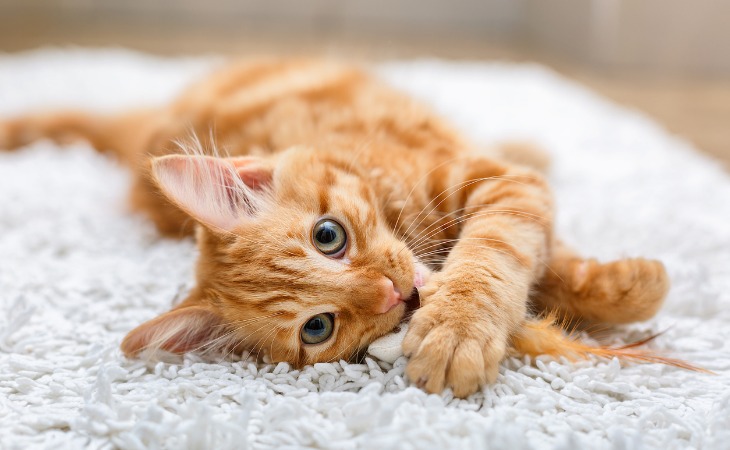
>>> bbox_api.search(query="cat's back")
[173,58,367,116]
[166,58,465,160]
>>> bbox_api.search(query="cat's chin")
[381,297,406,314]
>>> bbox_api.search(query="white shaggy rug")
[1,49,729,449]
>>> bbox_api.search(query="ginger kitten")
[0,58,673,397]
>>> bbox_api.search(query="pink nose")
[377,277,403,314]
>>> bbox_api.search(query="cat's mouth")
[405,287,421,314]
[404,261,429,314]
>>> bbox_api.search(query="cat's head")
[121,147,429,365]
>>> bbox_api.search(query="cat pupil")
[309,317,324,333]
[317,227,336,244]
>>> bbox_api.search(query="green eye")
[301,313,335,345]
[312,219,347,256]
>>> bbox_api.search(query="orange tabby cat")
[0,58,670,397]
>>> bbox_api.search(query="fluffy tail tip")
[510,316,713,375]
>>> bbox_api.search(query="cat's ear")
[151,155,274,232]
[121,305,226,357]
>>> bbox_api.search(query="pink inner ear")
[229,156,274,190]
[121,306,225,356]
[151,155,274,232]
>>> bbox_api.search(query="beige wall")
[0,0,520,35]
[524,0,730,75]
[1,0,728,75]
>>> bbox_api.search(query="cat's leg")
[403,160,553,397]
[531,242,669,325]
[0,109,161,164]
[0,109,194,236]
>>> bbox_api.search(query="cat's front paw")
[402,294,507,398]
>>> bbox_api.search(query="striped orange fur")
[0,58,684,398]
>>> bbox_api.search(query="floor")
[1,22,728,170]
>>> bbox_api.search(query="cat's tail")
[0,108,162,165]
[510,316,712,373]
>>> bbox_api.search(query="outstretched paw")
[402,299,507,398]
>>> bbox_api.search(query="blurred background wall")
[1,0,728,75]
[0,0,728,166]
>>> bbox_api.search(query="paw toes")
[446,340,485,397]
[402,307,438,356]
[401,332,421,357]
[406,332,456,394]
[483,339,506,377]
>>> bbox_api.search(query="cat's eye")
[301,313,335,345]
[312,219,347,257]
